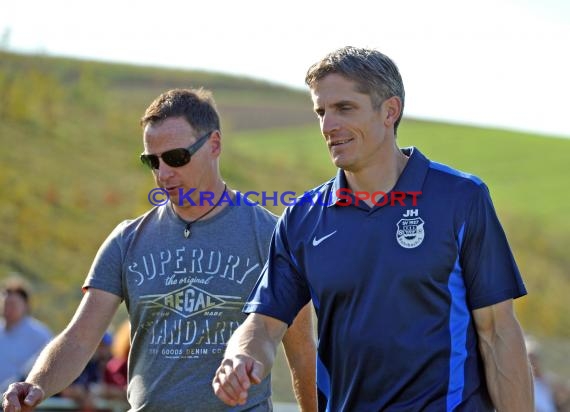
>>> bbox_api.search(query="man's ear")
[383,96,402,129]
[209,130,222,157]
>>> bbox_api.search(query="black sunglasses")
[140,131,213,170]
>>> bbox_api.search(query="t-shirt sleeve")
[243,214,311,326]
[82,222,127,299]
[461,183,527,309]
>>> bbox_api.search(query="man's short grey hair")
[305,46,405,134]
[141,88,220,135]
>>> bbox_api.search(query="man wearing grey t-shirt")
[3,89,316,412]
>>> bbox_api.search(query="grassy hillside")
[1,51,569,387]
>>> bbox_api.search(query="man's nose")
[321,112,340,136]
[156,158,175,180]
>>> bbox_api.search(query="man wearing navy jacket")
[213,46,534,411]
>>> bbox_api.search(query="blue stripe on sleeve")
[429,162,483,186]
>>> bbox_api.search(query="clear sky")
[2,0,569,138]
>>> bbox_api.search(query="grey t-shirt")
[84,201,278,411]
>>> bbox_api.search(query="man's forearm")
[25,332,95,398]
[224,314,287,381]
[284,349,317,412]
[282,304,317,412]
[478,320,534,411]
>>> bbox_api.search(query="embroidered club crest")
[396,217,425,249]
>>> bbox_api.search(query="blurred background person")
[0,276,52,392]
[103,320,130,399]
[58,329,130,411]
[554,382,570,412]
[58,332,114,411]
[526,335,559,412]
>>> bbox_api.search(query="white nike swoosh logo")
[312,230,338,246]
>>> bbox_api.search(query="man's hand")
[212,313,288,406]
[212,355,264,406]
[2,382,45,412]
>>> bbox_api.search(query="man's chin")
[331,156,349,170]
